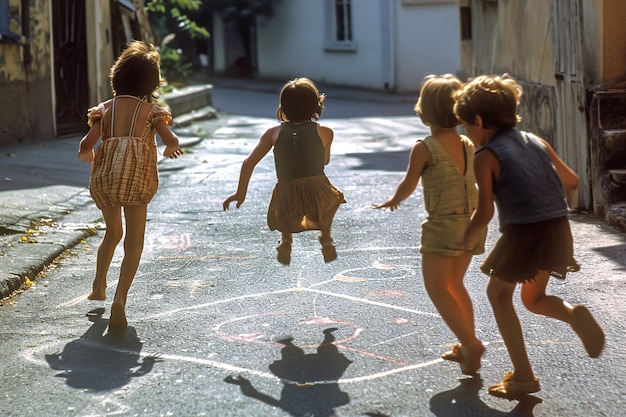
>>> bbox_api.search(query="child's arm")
[373,141,430,211]
[461,148,497,249]
[155,120,183,159]
[77,121,101,163]
[539,138,580,208]
[223,128,275,210]
[317,125,334,165]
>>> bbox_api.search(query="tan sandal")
[488,371,540,399]
[441,344,463,363]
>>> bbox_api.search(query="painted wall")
[460,0,557,140]
[0,0,53,144]
[255,1,386,89]
[461,0,554,85]
[86,0,115,106]
[601,0,626,86]
[251,0,459,92]
[393,1,460,92]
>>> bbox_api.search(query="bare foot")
[108,301,128,335]
[87,290,106,301]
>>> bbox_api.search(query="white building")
[211,0,460,93]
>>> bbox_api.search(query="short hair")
[276,78,325,122]
[453,74,523,129]
[110,41,162,101]
[414,74,462,128]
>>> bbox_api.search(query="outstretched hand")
[372,199,400,211]
[223,194,244,210]
[77,149,95,163]
[164,145,183,159]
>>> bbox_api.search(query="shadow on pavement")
[592,243,626,269]
[44,308,160,391]
[345,150,411,172]
[430,377,542,417]
[225,327,352,417]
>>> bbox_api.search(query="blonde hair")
[276,78,325,122]
[453,74,523,129]
[414,74,462,128]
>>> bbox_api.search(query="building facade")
[458,0,626,223]
[211,0,460,93]
[0,0,152,146]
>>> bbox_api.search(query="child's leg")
[319,226,332,243]
[276,232,292,265]
[109,205,147,333]
[520,270,572,321]
[487,277,535,383]
[318,225,337,262]
[280,232,292,243]
[88,206,123,300]
[422,252,478,346]
[521,270,605,357]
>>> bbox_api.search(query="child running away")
[456,74,605,399]
[374,74,487,375]
[78,41,183,335]
[223,78,346,264]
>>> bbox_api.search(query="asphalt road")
[1,85,625,416]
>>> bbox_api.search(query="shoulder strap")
[110,96,144,137]
[128,99,143,136]
[110,99,116,137]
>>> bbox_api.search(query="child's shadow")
[44,308,160,391]
[225,327,352,417]
[430,377,542,417]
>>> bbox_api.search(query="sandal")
[441,344,463,363]
[488,371,540,399]
[276,240,292,265]
[459,342,485,375]
[571,305,605,358]
[319,237,337,263]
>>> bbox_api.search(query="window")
[460,6,472,40]
[0,0,22,43]
[325,0,356,51]
[335,0,351,42]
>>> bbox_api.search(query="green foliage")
[158,35,192,88]
[145,0,208,86]
[145,0,209,39]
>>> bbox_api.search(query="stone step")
[609,169,626,185]
[602,129,626,168]
[594,88,626,130]
[163,84,214,118]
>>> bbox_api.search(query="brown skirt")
[481,216,580,283]
[267,175,346,233]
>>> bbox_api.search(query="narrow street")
[0,85,624,417]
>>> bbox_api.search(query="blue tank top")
[273,122,325,182]
[480,129,567,228]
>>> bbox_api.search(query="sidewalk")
[0,132,204,299]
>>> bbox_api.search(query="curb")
[0,130,209,301]
[0,190,101,300]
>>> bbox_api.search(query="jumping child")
[78,41,183,334]
[223,77,345,265]
[455,74,605,398]
[374,74,487,375]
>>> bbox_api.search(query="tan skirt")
[420,214,486,256]
[267,175,346,233]
[90,136,158,209]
